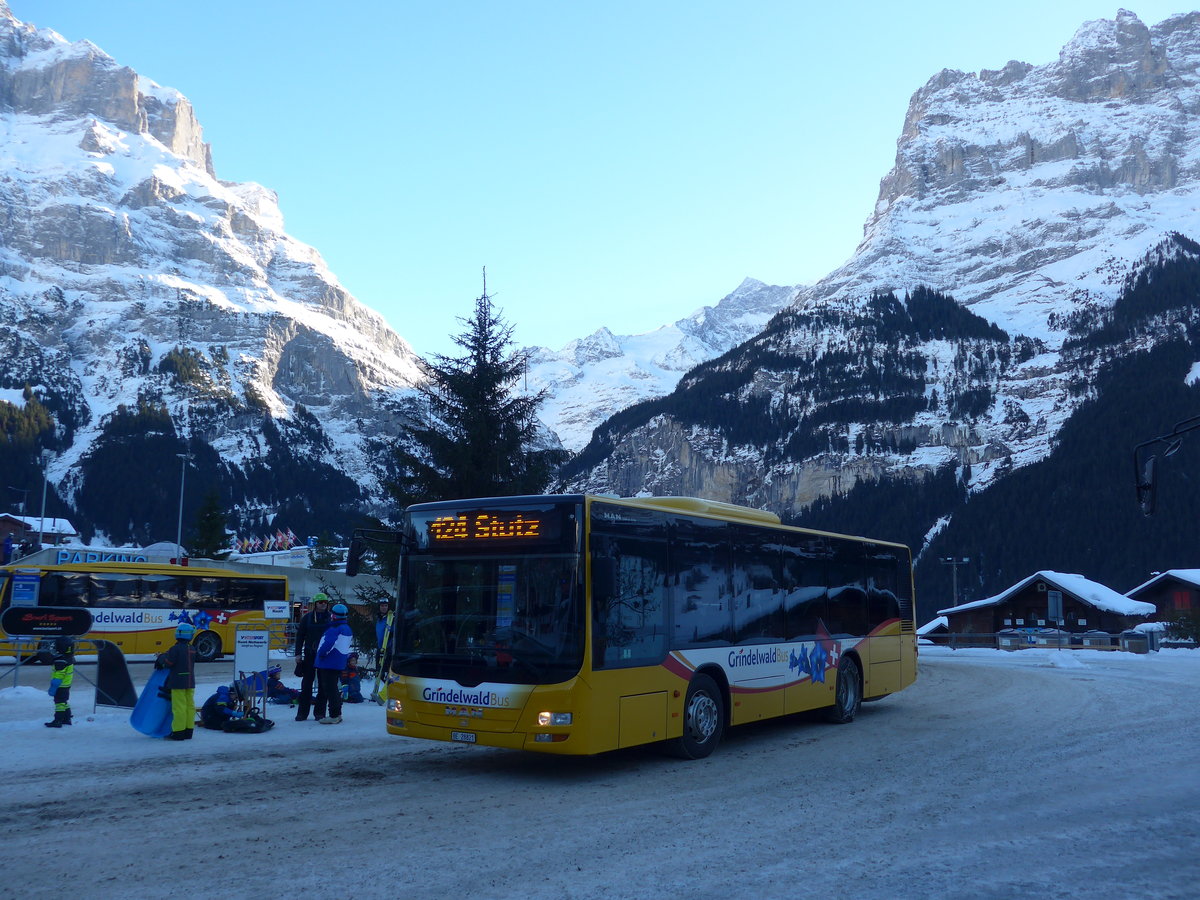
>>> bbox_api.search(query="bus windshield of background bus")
[395,555,583,685]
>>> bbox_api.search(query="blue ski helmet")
[332,603,348,619]
[175,622,196,640]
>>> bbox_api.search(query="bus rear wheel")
[192,631,222,663]
[825,655,861,724]
[668,673,724,759]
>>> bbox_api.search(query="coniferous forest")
[796,245,1200,624]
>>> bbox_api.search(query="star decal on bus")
[786,620,838,684]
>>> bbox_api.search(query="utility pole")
[175,452,192,564]
[941,556,970,607]
[38,449,51,547]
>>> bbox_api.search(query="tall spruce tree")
[389,275,565,506]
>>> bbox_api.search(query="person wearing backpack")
[314,603,353,724]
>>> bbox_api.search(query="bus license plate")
[451,731,476,743]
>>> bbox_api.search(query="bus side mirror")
[345,538,365,577]
[1137,454,1157,517]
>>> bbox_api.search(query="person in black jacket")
[292,593,331,721]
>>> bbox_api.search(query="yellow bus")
[363,494,917,758]
[0,562,289,662]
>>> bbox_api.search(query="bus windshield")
[395,554,583,685]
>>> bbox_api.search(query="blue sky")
[8,1,1191,358]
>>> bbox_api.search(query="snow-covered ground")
[3,646,1198,899]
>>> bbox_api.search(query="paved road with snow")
[3,648,1198,898]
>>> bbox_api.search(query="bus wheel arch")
[825,651,862,724]
[192,630,222,663]
[667,667,727,760]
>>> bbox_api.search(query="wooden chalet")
[938,570,1155,640]
[1125,570,1200,617]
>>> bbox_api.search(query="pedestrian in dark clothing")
[266,669,302,706]
[156,622,197,740]
[292,593,331,721]
[45,636,75,728]
[374,599,390,668]
[199,684,245,730]
[315,603,353,724]
[2,533,12,564]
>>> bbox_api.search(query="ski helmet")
[53,636,76,655]
[313,592,330,605]
[175,622,196,640]
[332,603,348,619]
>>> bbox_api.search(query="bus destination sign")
[430,512,541,542]
[411,504,574,552]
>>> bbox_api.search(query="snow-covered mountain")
[524,277,799,451]
[563,9,1200,513]
[0,1,426,540]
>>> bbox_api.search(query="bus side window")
[92,574,140,607]
[780,539,830,641]
[186,577,228,610]
[46,574,89,608]
[730,525,784,644]
[591,534,668,669]
[228,579,256,611]
[670,515,732,648]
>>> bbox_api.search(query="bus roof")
[401,494,908,553]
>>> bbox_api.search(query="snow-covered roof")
[917,616,948,634]
[938,571,1155,617]
[0,514,77,537]
[1125,569,1200,597]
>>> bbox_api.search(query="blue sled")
[130,668,173,738]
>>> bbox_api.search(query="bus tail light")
[537,711,572,727]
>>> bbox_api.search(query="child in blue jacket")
[314,603,353,724]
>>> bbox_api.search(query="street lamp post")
[941,556,970,608]
[38,449,51,548]
[175,452,192,564]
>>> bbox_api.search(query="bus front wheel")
[192,631,222,663]
[825,655,861,724]
[668,673,724,760]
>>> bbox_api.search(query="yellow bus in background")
[369,494,917,758]
[0,562,289,661]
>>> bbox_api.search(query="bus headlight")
[537,711,572,727]
[387,698,404,714]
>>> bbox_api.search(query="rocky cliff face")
[562,10,1200,521]
[0,2,425,540]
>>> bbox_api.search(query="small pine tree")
[190,489,230,559]
[308,530,342,570]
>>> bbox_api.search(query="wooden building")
[938,570,1155,638]
[1125,570,1200,616]
[0,514,79,550]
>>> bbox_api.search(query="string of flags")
[231,528,303,555]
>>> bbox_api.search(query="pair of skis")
[369,611,393,706]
